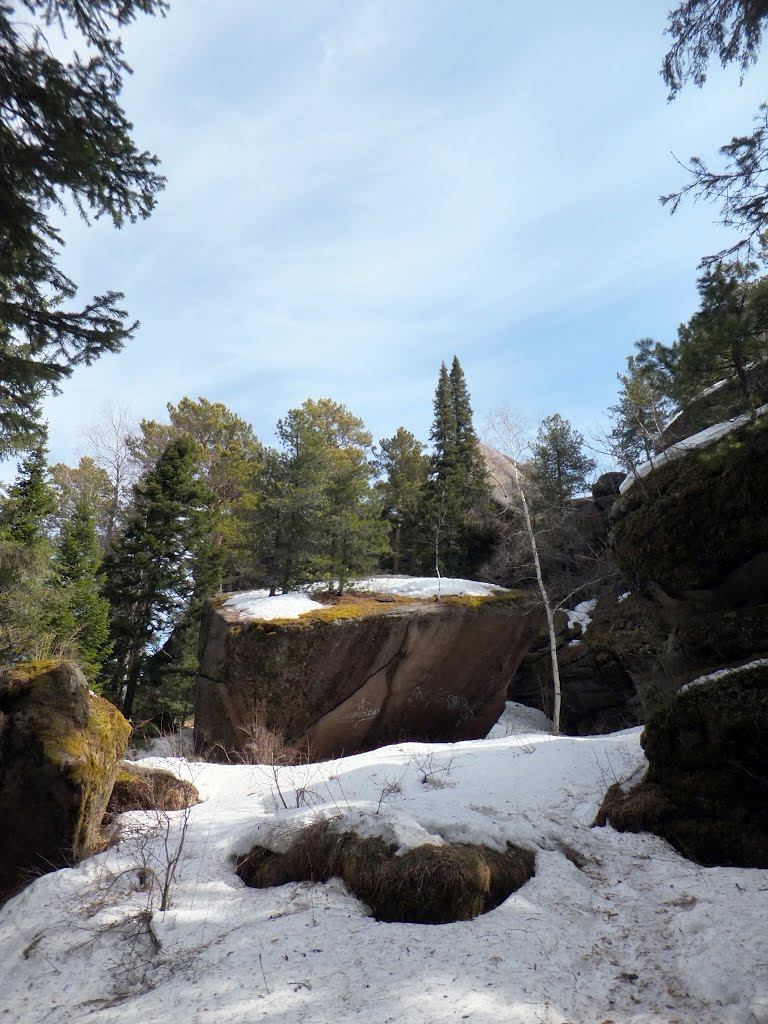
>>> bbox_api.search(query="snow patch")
[620,403,768,494]
[679,657,768,695]
[348,575,507,599]
[222,589,325,620]
[566,598,597,634]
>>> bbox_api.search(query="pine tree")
[375,428,430,572]
[102,436,210,719]
[530,414,595,508]
[51,493,112,683]
[608,344,676,470]
[0,1,166,452]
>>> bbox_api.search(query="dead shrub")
[235,820,535,925]
[107,763,200,817]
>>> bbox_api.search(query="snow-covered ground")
[223,577,508,621]
[1,705,766,1024]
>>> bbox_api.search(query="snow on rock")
[679,657,768,695]
[222,578,507,622]
[566,598,597,634]
[1,726,767,1024]
[619,403,768,494]
[485,700,553,739]
[348,575,508,599]
[222,589,325,620]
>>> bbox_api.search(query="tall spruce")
[419,358,493,577]
[102,435,210,719]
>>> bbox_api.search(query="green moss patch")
[236,820,534,924]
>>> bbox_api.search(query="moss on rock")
[107,761,199,816]
[0,660,130,899]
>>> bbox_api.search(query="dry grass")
[107,763,200,816]
[236,820,535,925]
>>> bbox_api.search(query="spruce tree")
[102,436,210,719]
[418,358,494,577]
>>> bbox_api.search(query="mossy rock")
[595,663,768,867]
[0,660,130,900]
[107,761,200,816]
[609,414,768,596]
[236,820,535,924]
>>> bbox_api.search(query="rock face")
[0,660,130,900]
[512,602,640,735]
[195,594,537,760]
[600,414,768,866]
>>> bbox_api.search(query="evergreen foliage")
[102,435,211,720]
[661,2,768,261]
[375,428,430,572]
[0,1,166,451]
[418,358,494,577]
[0,432,58,660]
[608,343,676,470]
[49,456,114,551]
[50,492,112,683]
[530,414,595,508]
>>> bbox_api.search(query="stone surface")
[599,413,768,866]
[512,601,640,735]
[195,594,538,760]
[0,660,130,900]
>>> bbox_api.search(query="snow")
[348,575,507,599]
[566,598,597,634]
[1,704,766,1024]
[223,577,507,621]
[619,402,768,494]
[618,591,631,603]
[223,589,325,620]
[679,657,768,694]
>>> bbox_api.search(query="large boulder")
[0,660,130,900]
[196,592,538,760]
[599,413,768,865]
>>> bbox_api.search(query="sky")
[30,0,768,470]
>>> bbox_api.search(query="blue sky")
[35,0,768,468]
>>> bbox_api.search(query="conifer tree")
[51,493,112,683]
[530,414,595,508]
[418,358,494,577]
[376,428,430,572]
[0,1,166,452]
[102,436,210,719]
[0,431,57,660]
[608,344,676,470]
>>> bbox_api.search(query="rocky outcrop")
[512,601,640,735]
[195,593,538,760]
[0,660,130,900]
[599,413,768,865]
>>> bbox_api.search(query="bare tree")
[485,406,565,733]
[82,401,139,546]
